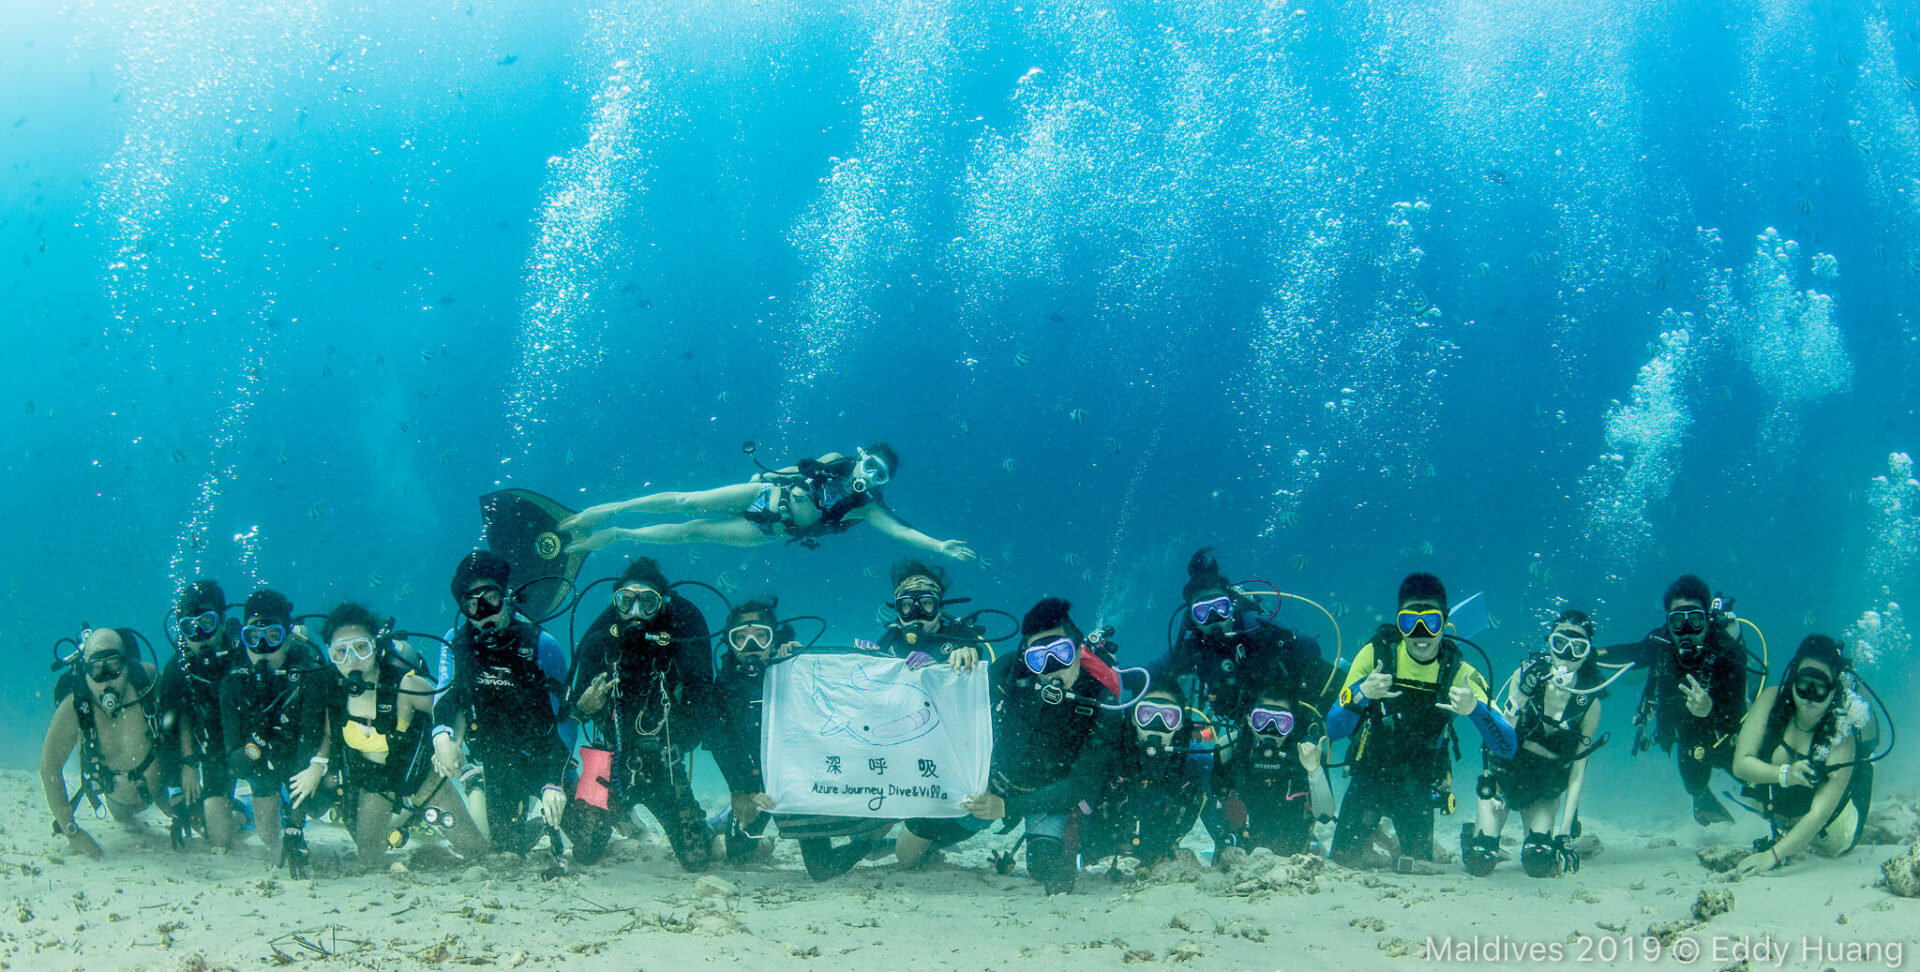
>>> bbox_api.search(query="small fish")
[1526,251,1547,269]
[1837,50,1852,69]
[1381,465,1395,480]
[369,570,386,588]
[1483,168,1509,185]
[1080,568,1093,582]
[1488,613,1503,630]
[420,349,435,362]
[1905,76,1918,93]
[1277,511,1300,529]
[1801,610,1817,627]
[716,572,741,597]
[1330,602,1349,618]
[497,54,519,66]
[1292,554,1307,572]
[398,420,411,433]
[862,565,878,579]
[565,448,576,464]
[11,118,25,129]
[308,501,328,519]
[1473,261,1491,277]
[954,417,971,434]
[440,449,456,465]
[277,446,288,464]
[1002,458,1017,473]
[1653,246,1671,264]
[1419,540,1434,555]
[171,447,188,463]
[23,400,31,414]
[1397,547,1411,558]
[688,547,704,563]
[1797,198,1813,214]
[1718,385,1734,402]
[1727,548,1739,564]
[695,449,710,464]
[374,354,385,365]
[1068,408,1088,424]
[1540,566,1554,586]
[1064,552,1081,566]
[321,364,333,377]
[400,583,414,600]
[1422,462,1436,478]
[1104,438,1119,453]
[1014,350,1032,366]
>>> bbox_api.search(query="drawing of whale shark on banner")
[762,653,992,818]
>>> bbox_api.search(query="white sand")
[2,768,1914,971]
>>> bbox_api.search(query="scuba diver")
[432,552,572,856]
[875,560,988,673]
[564,556,714,870]
[1463,610,1618,878]
[1328,573,1515,871]
[558,444,976,563]
[41,627,169,860]
[157,578,242,850]
[1153,549,1333,857]
[706,596,800,865]
[904,598,1126,894]
[1079,683,1211,871]
[1213,677,1335,858]
[1600,574,1751,825]
[321,602,485,867]
[218,589,331,876]
[1729,635,1877,877]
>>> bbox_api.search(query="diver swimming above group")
[40,441,1894,895]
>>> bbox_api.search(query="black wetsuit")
[1081,743,1209,867]
[436,618,571,855]
[1216,723,1324,856]
[157,628,241,805]
[907,653,1123,890]
[564,595,713,870]
[1606,625,1748,800]
[218,640,330,802]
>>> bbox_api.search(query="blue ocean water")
[1,0,1913,812]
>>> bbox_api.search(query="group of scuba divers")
[39,443,1893,894]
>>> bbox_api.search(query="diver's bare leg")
[616,517,776,548]
[561,483,765,532]
[203,796,238,849]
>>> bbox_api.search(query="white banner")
[761,652,991,818]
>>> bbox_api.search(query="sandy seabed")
[2,768,1916,971]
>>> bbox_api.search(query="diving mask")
[1132,701,1182,733]
[851,450,891,492]
[1023,636,1078,676]
[1398,609,1445,638]
[1190,595,1234,625]
[614,586,665,621]
[1249,707,1294,736]
[179,610,223,641]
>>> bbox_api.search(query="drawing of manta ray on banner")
[762,654,992,818]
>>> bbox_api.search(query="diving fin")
[1448,592,1490,640]
[479,489,586,622]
